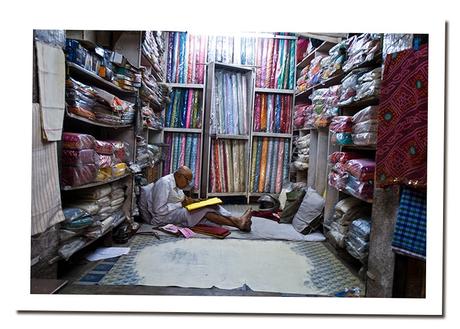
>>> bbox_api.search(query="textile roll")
[260,94,267,131]
[266,38,274,87]
[258,137,269,192]
[276,139,284,192]
[270,140,279,193]
[166,89,202,128]
[253,138,262,192]
[264,139,274,192]
[253,94,292,133]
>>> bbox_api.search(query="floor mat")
[76,235,364,296]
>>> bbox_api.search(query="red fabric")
[251,210,280,222]
[375,45,428,188]
[191,224,230,238]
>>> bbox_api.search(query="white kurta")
[149,174,232,227]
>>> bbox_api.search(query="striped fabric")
[31,103,65,236]
[392,187,426,260]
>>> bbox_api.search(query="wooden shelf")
[147,127,163,132]
[67,62,137,98]
[212,134,249,140]
[166,82,204,89]
[61,173,132,191]
[249,192,279,197]
[207,192,247,197]
[163,127,202,133]
[252,132,292,138]
[254,88,295,95]
[66,109,133,129]
[341,144,377,151]
[338,97,380,110]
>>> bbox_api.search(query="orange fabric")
[258,137,269,192]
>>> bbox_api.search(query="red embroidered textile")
[375,45,428,188]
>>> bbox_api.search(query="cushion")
[139,183,154,223]
[292,187,325,234]
[279,188,306,224]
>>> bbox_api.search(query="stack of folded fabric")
[58,183,127,259]
[327,151,361,191]
[337,68,369,106]
[296,65,310,93]
[309,86,340,128]
[343,33,382,72]
[351,106,379,145]
[353,67,382,102]
[112,61,142,92]
[142,31,165,81]
[330,116,353,145]
[292,134,310,171]
[345,217,372,263]
[319,41,347,81]
[343,159,376,202]
[61,133,98,187]
[140,66,166,111]
[135,135,154,169]
[66,78,135,125]
[142,106,164,130]
[305,55,324,88]
[325,197,371,249]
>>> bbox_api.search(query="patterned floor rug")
[77,235,364,296]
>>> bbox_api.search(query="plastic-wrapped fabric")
[59,229,82,242]
[112,163,127,177]
[111,188,125,201]
[349,218,372,241]
[108,140,129,163]
[344,159,376,181]
[58,237,86,260]
[61,215,94,230]
[94,140,114,155]
[345,237,369,262]
[63,208,90,222]
[358,67,382,83]
[62,149,97,166]
[352,106,379,124]
[98,205,112,215]
[355,80,381,101]
[328,171,348,191]
[326,228,346,249]
[328,151,363,164]
[65,199,100,215]
[331,132,353,145]
[111,210,126,228]
[75,185,112,200]
[333,203,371,227]
[96,154,112,168]
[111,196,125,207]
[62,132,95,150]
[345,175,374,202]
[330,116,353,133]
[61,164,97,187]
[382,34,413,59]
[94,196,111,208]
[352,132,377,145]
[95,167,112,181]
[352,120,378,134]
[330,221,350,235]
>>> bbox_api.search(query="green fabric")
[279,188,306,224]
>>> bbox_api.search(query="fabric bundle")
[163,132,201,190]
[209,139,247,193]
[382,34,413,60]
[320,41,348,81]
[343,33,382,72]
[250,137,290,194]
[293,103,310,129]
[253,93,292,133]
[255,38,296,89]
[292,134,310,171]
[167,32,207,84]
[325,197,371,249]
[165,88,203,128]
[142,31,165,81]
[142,106,164,130]
[135,135,157,169]
[345,217,372,262]
[309,85,340,128]
[140,66,170,111]
[352,106,379,146]
[66,78,135,125]
[211,69,248,135]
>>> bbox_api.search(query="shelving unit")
[201,62,254,199]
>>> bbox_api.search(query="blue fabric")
[392,187,426,259]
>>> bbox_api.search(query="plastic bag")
[61,216,94,230]
[111,196,125,207]
[75,185,112,200]
[61,164,98,187]
[58,237,86,260]
[326,228,346,249]
[344,159,376,181]
[331,132,353,145]
[62,149,97,166]
[352,106,379,124]
[94,140,114,155]
[111,210,126,228]
[96,154,113,168]
[352,120,378,134]
[111,187,125,200]
[95,167,112,182]
[349,218,372,241]
[352,132,377,145]
[328,151,363,164]
[59,229,82,242]
[108,140,130,163]
[345,176,374,202]
[63,208,90,222]
[34,30,66,48]
[95,196,111,208]
[355,80,381,101]
[62,132,95,150]
[334,203,371,226]
[112,163,128,177]
[345,237,369,262]
[328,171,348,191]
[330,116,353,133]
[65,200,100,215]
[358,67,382,83]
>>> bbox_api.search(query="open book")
[185,197,223,211]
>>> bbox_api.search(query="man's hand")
[182,196,194,207]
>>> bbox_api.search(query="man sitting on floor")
[139,166,252,232]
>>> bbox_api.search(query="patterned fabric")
[375,45,428,188]
[392,187,426,260]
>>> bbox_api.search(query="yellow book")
[185,197,223,211]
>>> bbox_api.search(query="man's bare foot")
[239,208,252,232]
